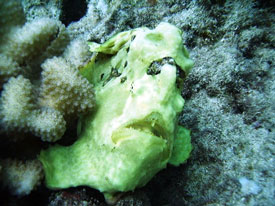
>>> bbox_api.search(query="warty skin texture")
[39,23,193,202]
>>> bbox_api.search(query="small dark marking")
[131,35,136,41]
[147,57,176,76]
[111,68,121,77]
[120,77,127,83]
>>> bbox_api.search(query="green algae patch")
[39,22,193,200]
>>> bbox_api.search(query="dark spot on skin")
[120,77,127,83]
[100,73,104,80]
[111,68,121,77]
[130,83,134,93]
[146,57,185,88]
[131,35,136,42]
[102,68,121,86]
[147,61,162,75]
[147,57,176,76]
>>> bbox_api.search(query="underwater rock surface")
[0,0,274,206]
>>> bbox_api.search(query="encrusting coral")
[0,159,44,196]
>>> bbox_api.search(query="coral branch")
[0,75,66,142]
[0,159,43,196]
[39,57,95,116]
[0,75,34,130]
